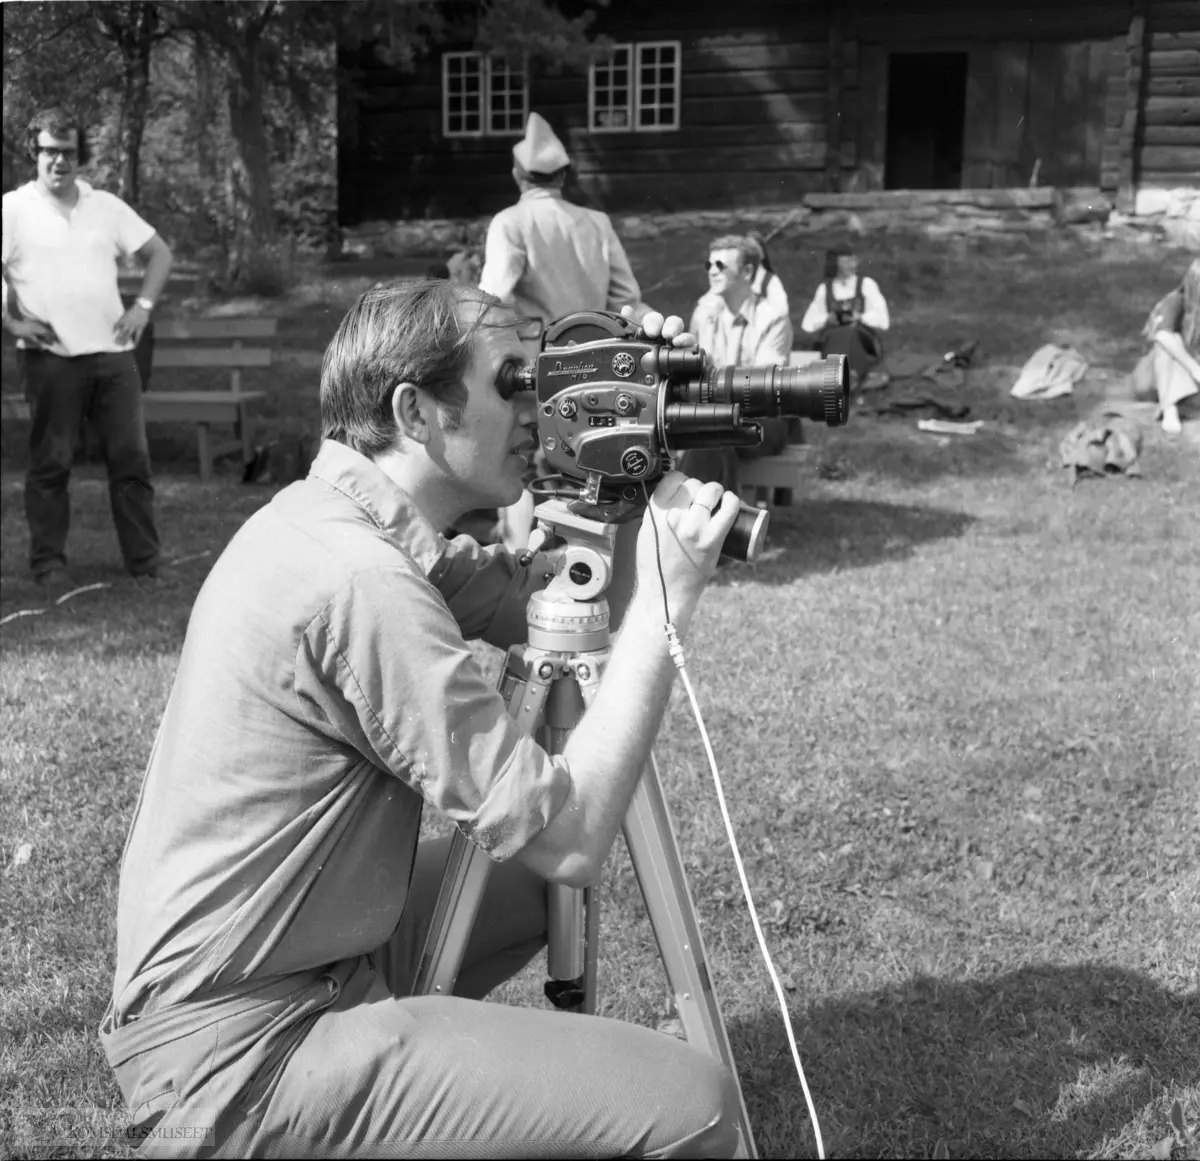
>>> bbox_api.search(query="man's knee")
[27,439,74,482]
[107,443,153,482]
[685,1060,742,1158]
[654,1053,743,1159]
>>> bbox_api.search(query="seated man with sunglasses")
[680,235,795,493]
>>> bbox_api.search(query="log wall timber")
[1100,34,1130,192]
[825,16,843,191]
[1136,22,1200,188]
[1118,9,1148,210]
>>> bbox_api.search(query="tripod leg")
[412,654,554,998]
[543,659,605,1014]
[410,829,494,997]
[623,753,759,1159]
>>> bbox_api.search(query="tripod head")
[525,498,622,654]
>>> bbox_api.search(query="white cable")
[664,623,827,1161]
[642,481,824,1156]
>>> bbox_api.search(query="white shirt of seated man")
[689,245,793,368]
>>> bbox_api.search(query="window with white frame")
[443,52,528,138]
[589,41,680,133]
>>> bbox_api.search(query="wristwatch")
[135,296,155,313]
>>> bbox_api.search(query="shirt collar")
[519,187,564,203]
[718,292,755,328]
[308,439,449,579]
[28,177,91,206]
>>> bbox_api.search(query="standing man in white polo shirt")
[2,106,174,592]
[480,111,648,551]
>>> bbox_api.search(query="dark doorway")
[885,52,968,189]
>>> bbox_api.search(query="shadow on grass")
[732,963,1197,1159]
[717,497,974,585]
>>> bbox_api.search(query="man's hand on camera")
[634,471,739,633]
[620,305,697,349]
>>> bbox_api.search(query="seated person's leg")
[219,959,743,1159]
[819,324,875,387]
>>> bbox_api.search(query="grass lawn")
[1,228,1197,1159]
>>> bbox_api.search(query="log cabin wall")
[1136,6,1200,191]
[340,0,832,222]
[337,0,1195,225]
[844,0,1133,192]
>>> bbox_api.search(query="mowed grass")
[1,229,1198,1159]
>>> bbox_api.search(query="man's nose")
[514,393,537,425]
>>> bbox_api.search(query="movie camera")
[500,309,850,527]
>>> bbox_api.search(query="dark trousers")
[817,322,883,384]
[20,349,160,577]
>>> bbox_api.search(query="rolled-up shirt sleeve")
[294,566,570,861]
[602,216,642,312]
[755,311,793,365]
[431,533,551,649]
[479,215,526,306]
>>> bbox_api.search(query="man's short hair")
[26,106,90,165]
[514,161,568,187]
[321,279,484,455]
[320,279,500,456]
[708,235,764,270]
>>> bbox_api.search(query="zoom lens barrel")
[670,356,850,427]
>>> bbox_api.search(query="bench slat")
[2,391,265,425]
[152,348,272,369]
[155,318,278,341]
[144,393,264,424]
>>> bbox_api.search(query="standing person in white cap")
[481,112,649,551]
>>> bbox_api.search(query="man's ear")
[391,382,433,445]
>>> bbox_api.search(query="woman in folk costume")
[479,112,650,552]
[1138,257,1200,435]
[800,247,890,388]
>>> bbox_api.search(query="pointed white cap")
[513,112,570,175]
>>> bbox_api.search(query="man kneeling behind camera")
[99,279,744,1159]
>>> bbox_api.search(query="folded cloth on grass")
[1059,408,1144,483]
[1011,344,1088,400]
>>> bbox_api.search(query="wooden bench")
[737,350,820,506]
[1,316,275,482]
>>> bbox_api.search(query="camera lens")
[689,358,850,427]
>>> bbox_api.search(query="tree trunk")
[224,27,279,287]
[192,34,224,253]
[105,1,157,208]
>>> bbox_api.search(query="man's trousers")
[20,349,160,577]
[103,837,743,1159]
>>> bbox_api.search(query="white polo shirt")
[1,179,156,357]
